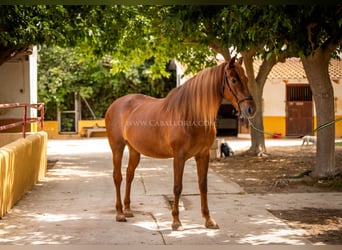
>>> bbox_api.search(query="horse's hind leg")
[123,146,140,217]
[111,142,127,222]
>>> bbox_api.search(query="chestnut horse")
[105,57,256,231]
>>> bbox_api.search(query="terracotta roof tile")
[253,57,341,80]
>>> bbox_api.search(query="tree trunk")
[243,53,266,155]
[302,49,337,179]
[242,51,281,155]
[247,82,266,155]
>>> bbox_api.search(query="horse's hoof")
[116,214,127,222]
[205,220,219,229]
[171,223,184,231]
[124,210,134,218]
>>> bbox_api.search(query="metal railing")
[0,103,44,138]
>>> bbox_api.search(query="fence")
[0,103,44,138]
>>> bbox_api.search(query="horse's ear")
[237,57,243,65]
[229,56,236,68]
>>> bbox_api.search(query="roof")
[253,57,342,80]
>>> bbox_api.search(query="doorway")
[57,92,80,134]
[286,84,313,136]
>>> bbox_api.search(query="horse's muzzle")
[240,99,256,119]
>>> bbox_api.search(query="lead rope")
[247,117,342,138]
[247,117,342,182]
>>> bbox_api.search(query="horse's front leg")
[195,152,219,229]
[171,154,186,231]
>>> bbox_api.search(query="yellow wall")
[78,120,106,137]
[43,121,59,138]
[0,133,23,147]
[334,116,342,138]
[0,131,47,218]
[44,120,106,138]
[263,116,286,138]
[263,116,342,138]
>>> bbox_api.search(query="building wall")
[29,47,38,118]
[0,47,38,119]
[334,80,342,116]
[0,47,38,133]
[262,78,342,138]
[333,80,342,137]
[263,79,286,117]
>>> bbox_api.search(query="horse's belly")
[124,121,215,159]
[124,122,174,158]
[126,133,174,158]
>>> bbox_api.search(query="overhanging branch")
[0,45,33,66]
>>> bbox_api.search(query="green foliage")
[2,5,341,68]
[4,5,342,123]
[38,45,176,120]
[106,6,219,76]
[219,5,291,58]
[280,5,342,57]
[0,5,91,48]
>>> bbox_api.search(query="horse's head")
[221,56,256,119]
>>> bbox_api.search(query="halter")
[221,65,253,107]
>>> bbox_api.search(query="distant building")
[0,46,38,132]
[259,58,342,138]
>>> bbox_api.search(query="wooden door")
[286,85,313,136]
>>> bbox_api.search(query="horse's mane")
[162,63,227,125]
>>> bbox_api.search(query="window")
[286,85,312,101]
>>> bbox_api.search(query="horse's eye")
[231,78,237,84]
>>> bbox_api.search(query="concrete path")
[1,138,341,245]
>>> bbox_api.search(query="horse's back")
[105,94,154,142]
[106,94,150,115]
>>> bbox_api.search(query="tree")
[38,45,176,120]
[219,5,291,155]
[0,5,128,65]
[107,6,218,77]
[0,5,73,65]
[219,5,342,177]
[156,5,291,155]
[0,5,179,119]
[281,5,342,178]
[0,5,290,155]
[150,5,342,180]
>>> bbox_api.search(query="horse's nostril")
[248,106,256,117]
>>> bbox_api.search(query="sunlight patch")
[132,220,158,231]
[33,213,82,222]
[238,228,307,245]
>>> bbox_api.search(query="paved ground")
[1,138,341,245]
